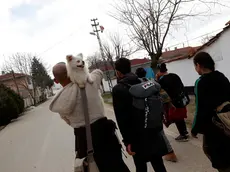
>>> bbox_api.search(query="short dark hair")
[157,63,167,73]
[193,52,215,71]
[135,67,146,78]
[115,58,131,74]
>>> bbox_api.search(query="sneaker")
[175,135,189,142]
[164,152,178,162]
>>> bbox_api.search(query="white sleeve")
[49,83,78,114]
[90,69,103,89]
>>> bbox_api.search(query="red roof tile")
[89,58,151,72]
[130,58,151,66]
[0,73,26,82]
[160,46,200,63]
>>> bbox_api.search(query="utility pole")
[90,18,113,93]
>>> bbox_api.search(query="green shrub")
[5,87,24,114]
[0,84,24,126]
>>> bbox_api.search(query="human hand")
[126,144,136,156]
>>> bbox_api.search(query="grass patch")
[102,93,113,105]
[102,93,112,99]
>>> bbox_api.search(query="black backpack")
[128,79,164,129]
[159,74,190,108]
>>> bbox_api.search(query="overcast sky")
[0,0,230,72]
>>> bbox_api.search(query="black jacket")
[192,71,230,169]
[112,73,167,157]
[112,73,141,146]
[158,73,185,101]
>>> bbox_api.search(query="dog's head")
[66,53,85,69]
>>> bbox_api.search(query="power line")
[37,32,75,57]
[166,28,223,49]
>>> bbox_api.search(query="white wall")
[166,58,199,86]
[102,78,117,92]
[200,28,230,80]
[166,28,230,87]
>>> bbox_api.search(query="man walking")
[50,62,130,172]
[135,67,178,163]
[112,58,167,172]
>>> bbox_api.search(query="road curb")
[0,126,6,131]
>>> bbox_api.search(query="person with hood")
[135,67,178,163]
[49,62,130,172]
[112,58,167,172]
[192,52,230,172]
[156,63,189,142]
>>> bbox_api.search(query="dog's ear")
[77,53,83,60]
[66,55,72,62]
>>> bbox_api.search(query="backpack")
[128,79,164,129]
[159,74,190,108]
[213,101,230,138]
[172,91,190,108]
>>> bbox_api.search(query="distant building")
[89,58,152,92]
[0,72,52,107]
[0,72,34,107]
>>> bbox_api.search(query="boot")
[164,151,178,162]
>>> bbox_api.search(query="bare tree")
[2,53,34,75]
[110,0,226,68]
[86,52,102,71]
[201,35,214,44]
[102,32,139,71]
[102,42,116,71]
[109,32,139,60]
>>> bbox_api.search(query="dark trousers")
[74,118,130,172]
[133,154,167,172]
[94,151,130,172]
[175,119,188,136]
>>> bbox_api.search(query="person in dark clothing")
[135,67,178,163]
[112,58,167,172]
[156,63,189,142]
[192,52,230,172]
[74,118,130,172]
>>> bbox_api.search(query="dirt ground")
[186,96,196,126]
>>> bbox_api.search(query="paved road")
[0,99,217,172]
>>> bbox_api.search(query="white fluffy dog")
[66,53,93,88]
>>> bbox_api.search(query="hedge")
[0,84,24,126]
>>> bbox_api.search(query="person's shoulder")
[168,73,180,78]
[215,70,228,79]
[113,83,126,91]
[215,71,230,85]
